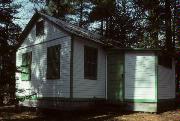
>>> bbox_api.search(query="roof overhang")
[16,12,105,51]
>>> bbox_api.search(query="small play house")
[16,12,176,112]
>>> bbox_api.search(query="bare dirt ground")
[0,106,180,121]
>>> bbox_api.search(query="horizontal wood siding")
[16,19,71,98]
[158,60,175,99]
[20,18,68,49]
[125,52,156,101]
[73,37,106,98]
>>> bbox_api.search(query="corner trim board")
[123,52,125,101]
[70,35,74,99]
[155,54,158,102]
[105,55,107,99]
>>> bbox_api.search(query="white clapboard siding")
[16,47,34,97]
[125,52,156,100]
[73,37,106,98]
[158,60,175,99]
[16,18,71,98]
[20,18,68,49]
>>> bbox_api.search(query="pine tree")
[165,0,173,50]
[46,0,73,20]
[34,0,176,49]
[134,0,175,49]
[70,0,92,28]
[89,0,116,35]
[89,0,138,47]
[46,0,92,28]
[0,0,21,105]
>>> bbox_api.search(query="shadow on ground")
[0,105,133,121]
[0,105,180,121]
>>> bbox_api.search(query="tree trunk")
[100,19,104,35]
[79,0,83,27]
[165,0,172,51]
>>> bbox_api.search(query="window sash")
[158,55,172,69]
[36,20,44,36]
[46,45,61,79]
[84,46,97,80]
[21,52,32,81]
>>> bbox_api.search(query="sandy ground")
[0,106,180,121]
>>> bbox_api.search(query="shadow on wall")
[17,20,71,108]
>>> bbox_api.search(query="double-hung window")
[21,52,32,81]
[46,45,61,79]
[158,55,172,69]
[36,20,44,36]
[84,46,98,80]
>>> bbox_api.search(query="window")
[36,20,44,36]
[21,52,32,81]
[46,45,61,79]
[84,46,98,80]
[158,55,172,69]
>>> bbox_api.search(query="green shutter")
[21,52,31,81]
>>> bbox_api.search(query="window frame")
[84,46,98,80]
[46,44,61,80]
[21,52,32,81]
[36,20,44,36]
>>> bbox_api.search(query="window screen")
[36,20,44,36]
[21,52,32,81]
[46,45,61,79]
[84,46,98,80]
[158,55,172,69]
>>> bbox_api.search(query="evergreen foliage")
[0,0,21,105]
[31,0,177,49]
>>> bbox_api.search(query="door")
[107,52,124,101]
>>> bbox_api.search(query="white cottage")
[16,12,176,112]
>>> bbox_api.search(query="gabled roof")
[17,12,104,49]
[39,13,104,44]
